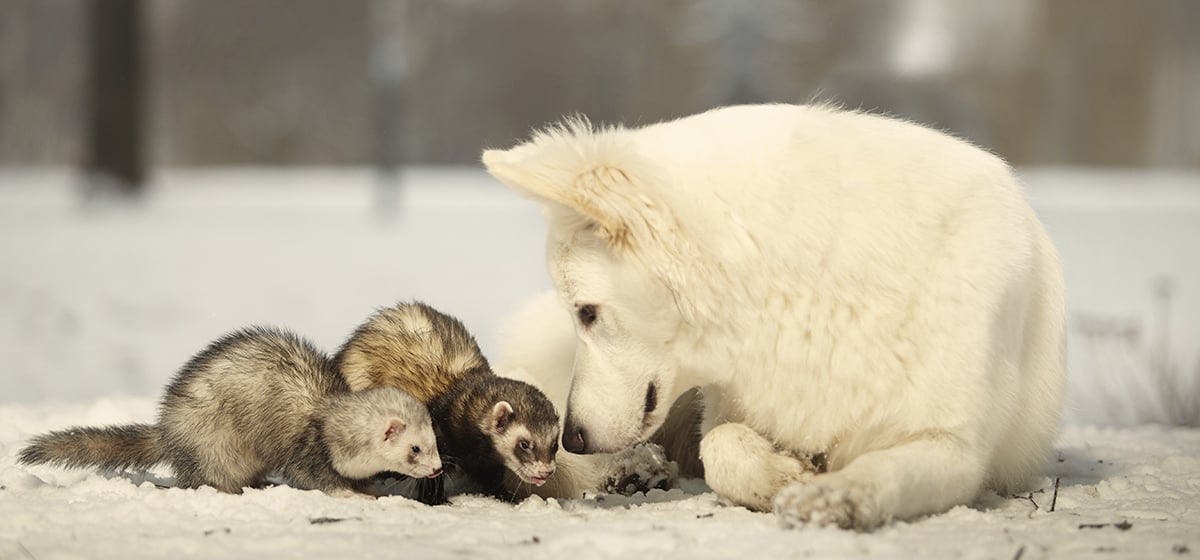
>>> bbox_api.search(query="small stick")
[1019,492,1039,514]
[1012,544,1026,560]
[1050,477,1060,512]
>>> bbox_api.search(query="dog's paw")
[773,478,880,531]
[603,442,679,495]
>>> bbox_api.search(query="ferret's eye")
[577,304,598,328]
[411,445,421,454]
[519,440,531,451]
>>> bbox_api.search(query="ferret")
[334,302,560,504]
[19,327,443,495]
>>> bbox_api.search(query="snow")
[1,166,1198,557]
[600,442,678,495]
[1023,168,1200,426]
[2,398,1197,559]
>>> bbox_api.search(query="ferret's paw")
[773,477,880,531]
[603,442,679,495]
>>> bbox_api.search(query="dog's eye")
[519,440,531,451]
[411,445,421,454]
[577,304,598,327]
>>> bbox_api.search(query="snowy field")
[1,166,1198,558]
[2,398,1197,559]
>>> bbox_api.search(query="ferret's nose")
[529,464,555,486]
[563,420,589,454]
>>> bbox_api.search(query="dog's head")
[483,119,697,454]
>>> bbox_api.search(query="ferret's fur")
[20,327,442,495]
[334,302,559,503]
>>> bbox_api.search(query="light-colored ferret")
[19,327,443,495]
[334,302,559,503]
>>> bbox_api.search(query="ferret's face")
[499,423,560,487]
[381,419,442,479]
[485,401,559,486]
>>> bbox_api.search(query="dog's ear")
[482,122,670,252]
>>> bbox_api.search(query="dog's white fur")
[484,104,1066,529]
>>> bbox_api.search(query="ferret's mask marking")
[486,402,560,486]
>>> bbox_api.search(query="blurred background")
[0,0,1197,427]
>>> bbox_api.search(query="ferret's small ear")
[490,401,514,433]
[384,419,406,441]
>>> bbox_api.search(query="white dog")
[484,104,1066,530]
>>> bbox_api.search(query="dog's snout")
[562,420,589,454]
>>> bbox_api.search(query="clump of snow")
[601,442,679,495]
[2,398,1197,558]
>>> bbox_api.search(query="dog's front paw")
[773,477,880,531]
[603,442,679,495]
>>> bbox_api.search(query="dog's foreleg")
[773,433,983,531]
[699,422,818,511]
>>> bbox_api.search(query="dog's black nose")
[562,421,589,454]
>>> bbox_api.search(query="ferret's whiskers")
[508,478,523,502]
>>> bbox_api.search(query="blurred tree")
[1,0,1197,169]
[148,0,370,165]
[370,0,410,218]
[0,0,86,165]
[86,0,144,195]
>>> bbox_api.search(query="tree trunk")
[87,0,144,196]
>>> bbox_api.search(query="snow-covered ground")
[1,166,1198,557]
[2,398,1197,559]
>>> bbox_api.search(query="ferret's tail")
[18,424,164,471]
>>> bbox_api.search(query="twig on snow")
[1079,520,1133,531]
[1050,477,1060,512]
